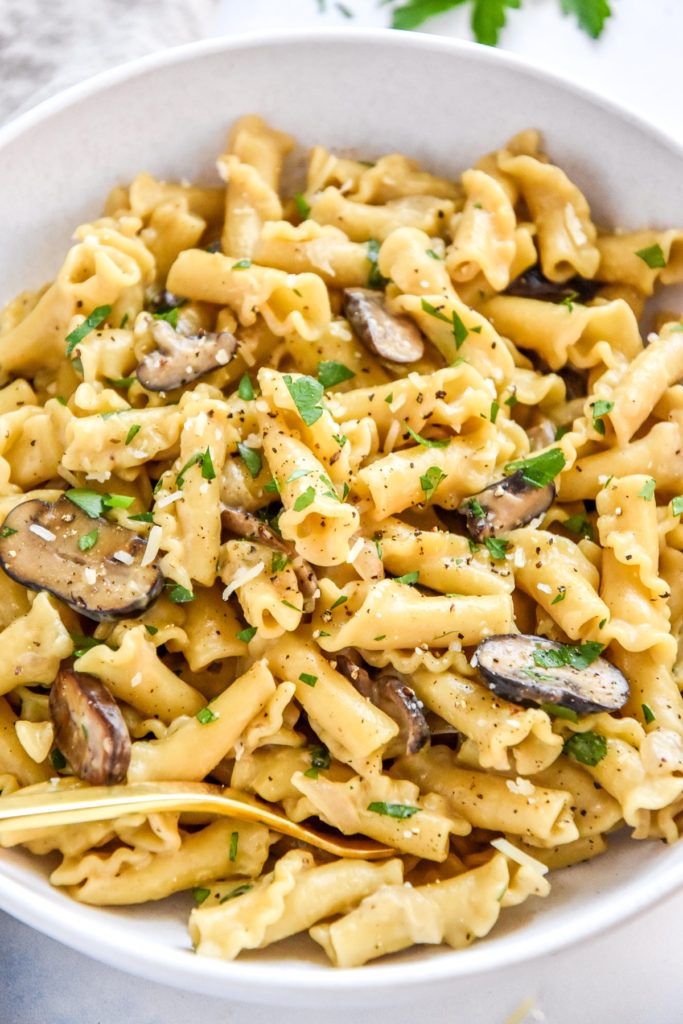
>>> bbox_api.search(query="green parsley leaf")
[144,624,158,636]
[68,632,104,658]
[534,640,604,672]
[176,452,204,488]
[0,526,17,538]
[366,238,388,289]
[125,424,141,446]
[65,489,134,518]
[419,466,447,501]
[642,703,656,725]
[283,373,325,426]
[367,801,420,819]
[490,400,499,424]
[129,511,155,523]
[504,447,566,488]
[467,497,486,517]
[591,399,614,436]
[420,297,468,349]
[55,395,68,406]
[219,883,253,903]
[425,248,442,260]
[560,290,580,312]
[192,886,210,905]
[229,831,239,862]
[673,496,683,517]
[51,748,67,771]
[294,486,316,511]
[264,477,281,494]
[563,731,608,766]
[563,511,594,541]
[393,571,419,585]
[374,634,387,642]
[201,447,215,480]
[286,470,312,483]
[551,588,567,605]
[391,0,469,32]
[237,442,262,479]
[151,298,188,328]
[505,393,518,407]
[304,744,331,779]
[299,672,318,687]
[559,0,611,38]
[471,0,521,46]
[403,420,450,448]
[634,242,667,269]
[65,304,112,356]
[281,598,303,612]
[236,626,257,643]
[539,702,579,723]
[484,536,510,560]
[294,192,311,219]
[333,433,348,447]
[638,478,656,500]
[330,594,348,610]
[232,259,252,269]
[70,355,84,375]
[119,313,130,328]
[318,360,356,389]
[78,529,98,552]
[167,583,195,604]
[238,374,255,401]
[196,706,219,724]
[467,537,480,553]
[271,552,289,573]
[555,424,570,441]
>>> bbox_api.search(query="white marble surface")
[2,2,683,1021]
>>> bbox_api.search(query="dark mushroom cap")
[343,288,424,363]
[49,666,131,785]
[136,320,239,391]
[458,470,555,540]
[475,633,629,715]
[0,495,163,621]
[505,264,600,304]
[334,650,429,756]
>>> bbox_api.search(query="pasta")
[1,116,683,970]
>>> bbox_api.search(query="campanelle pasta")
[1,116,683,969]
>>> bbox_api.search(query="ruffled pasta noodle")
[1,116,683,968]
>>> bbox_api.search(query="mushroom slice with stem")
[334,650,429,756]
[136,319,239,391]
[49,666,131,785]
[220,506,319,613]
[475,634,629,715]
[343,288,424,363]
[0,495,163,621]
[458,470,555,541]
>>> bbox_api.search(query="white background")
[2,2,683,1021]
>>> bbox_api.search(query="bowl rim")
[1,26,683,1000]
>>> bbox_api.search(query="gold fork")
[0,780,392,860]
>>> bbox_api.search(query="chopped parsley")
[425,249,442,260]
[635,242,667,269]
[330,594,348,610]
[238,374,255,401]
[0,526,17,538]
[403,421,449,448]
[65,304,111,356]
[237,442,263,479]
[125,424,141,446]
[366,238,388,289]
[283,373,325,426]
[551,588,567,604]
[484,536,509,560]
[318,360,356,389]
[229,831,239,862]
[298,672,318,687]
[167,583,195,603]
[293,486,316,511]
[106,375,136,388]
[672,496,683,516]
[236,626,257,644]
[490,400,499,424]
[294,192,311,219]
[591,399,614,436]
[333,433,348,447]
[176,448,215,488]
[129,511,155,523]
[367,801,420,819]
[219,883,253,903]
[192,887,210,905]
[144,624,158,636]
[419,465,447,501]
[271,552,289,573]
[232,259,252,270]
[196,706,218,724]
[50,748,67,771]
[533,640,604,671]
[563,731,608,766]
[78,529,98,552]
[539,702,579,723]
[68,632,104,658]
[420,297,468,349]
[467,498,486,517]
[393,571,419,585]
[638,478,656,501]
[264,477,281,494]
[563,511,594,541]
[642,703,655,725]
[152,298,188,328]
[281,598,303,612]
[304,744,330,779]
[65,489,134,518]
[504,447,566,488]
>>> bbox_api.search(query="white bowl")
[1,28,683,1006]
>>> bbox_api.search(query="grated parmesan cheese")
[141,525,162,567]
[29,524,55,542]
[347,537,365,564]
[157,490,183,509]
[113,549,135,565]
[491,837,549,875]
[222,560,265,600]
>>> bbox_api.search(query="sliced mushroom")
[505,264,600,304]
[334,650,429,756]
[475,633,629,715]
[0,495,163,621]
[220,506,319,613]
[49,666,131,784]
[526,414,557,452]
[458,470,555,541]
[343,288,424,363]
[136,319,239,391]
